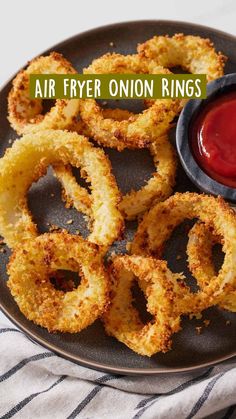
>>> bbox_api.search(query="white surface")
[0,0,236,325]
[0,0,236,87]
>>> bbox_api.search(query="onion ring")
[131,193,236,312]
[138,34,226,81]
[8,52,80,134]
[54,164,93,218]
[103,255,182,356]
[80,53,180,151]
[7,232,109,332]
[67,109,176,219]
[0,129,123,249]
[119,133,176,219]
[187,222,236,312]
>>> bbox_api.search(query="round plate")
[0,20,236,375]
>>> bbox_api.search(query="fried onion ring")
[0,130,123,249]
[71,107,137,135]
[8,52,80,134]
[80,53,180,151]
[119,133,176,219]
[103,255,182,356]
[67,109,176,219]
[132,193,236,312]
[187,222,236,312]
[7,232,109,332]
[138,34,226,81]
[54,164,93,218]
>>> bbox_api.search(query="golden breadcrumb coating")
[7,232,109,332]
[132,193,236,313]
[68,109,177,219]
[138,33,226,81]
[119,133,176,219]
[8,52,80,134]
[3,35,232,351]
[0,130,123,249]
[187,222,236,311]
[81,53,181,150]
[103,255,183,356]
[54,164,93,218]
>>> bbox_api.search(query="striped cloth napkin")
[0,315,235,419]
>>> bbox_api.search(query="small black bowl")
[176,73,236,202]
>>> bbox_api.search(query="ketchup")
[190,90,236,188]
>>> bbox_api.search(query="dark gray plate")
[0,20,236,375]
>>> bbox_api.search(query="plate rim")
[1,19,236,93]
[1,304,236,376]
[1,19,236,376]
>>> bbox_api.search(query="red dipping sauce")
[190,90,236,188]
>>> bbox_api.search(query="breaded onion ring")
[8,52,80,134]
[138,34,226,81]
[69,108,137,137]
[132,193,236,312]
[187,222,236,312]
[103,255,182,356]
[119,133,176,219]
[0,130,123,249]
[54,164,93,218]
[80,53,180,151]
[67,109,176,219]
[7,232,109,332]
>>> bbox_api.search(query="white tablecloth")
[0,317,236,419]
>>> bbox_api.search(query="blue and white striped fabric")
[0,316,236,419]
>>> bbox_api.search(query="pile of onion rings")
[2,33,235,356]
[67,108,177,219]
[104,192,236,355]
[131,192,236,314]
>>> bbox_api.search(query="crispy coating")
[54,164,92,218]
[7,232,109,332]
[119,133,176,219]
[69,108,136,136]
[4,39,232,346]
[138,33,226,81]
[103,255,182,356]
[68,109,177,219]
[8,52,80,134]
[132,193,236,312]
[187,222,236,311]
[81,53,181,150]
[0,130,123,249]
[7,52,85,213]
